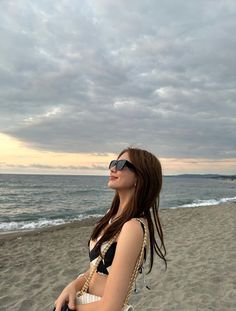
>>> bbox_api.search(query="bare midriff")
[88,272,108,297]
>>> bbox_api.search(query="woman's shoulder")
[126,217,148,230]
[123,218,149,245]
[119,217,147,239]
[114,220,144,255]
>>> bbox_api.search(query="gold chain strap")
[77,218,148,306]
[77,231,120,296]
[124,218,147,304]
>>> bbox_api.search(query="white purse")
[76,218,147,311]
[76,292,134,310]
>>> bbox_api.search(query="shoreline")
[0,202,235,239]
[0,216,99,241]
[0,202,235,240]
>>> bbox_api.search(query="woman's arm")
[54,269,90,311]
[77,219,144,311]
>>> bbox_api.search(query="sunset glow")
[1,133,235,175]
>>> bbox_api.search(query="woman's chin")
[107,181,118,189]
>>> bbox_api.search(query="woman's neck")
[116,189,134,217]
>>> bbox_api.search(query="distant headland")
[166,174,236,180]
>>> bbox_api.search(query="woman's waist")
[87,269,108,297]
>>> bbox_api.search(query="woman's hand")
[54,270,89,311]
[54,280,77,311]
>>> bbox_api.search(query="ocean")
[0,174,235,232]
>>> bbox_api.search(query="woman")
[54,147,167,311]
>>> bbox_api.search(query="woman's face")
[107,152,137,191]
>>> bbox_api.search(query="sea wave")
[171,196,236,209]
[0,214,103,232]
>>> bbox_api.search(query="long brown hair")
[89,147,167,272]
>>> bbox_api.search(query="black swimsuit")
[89,220,146,276]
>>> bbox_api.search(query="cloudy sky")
[0,0,236,175]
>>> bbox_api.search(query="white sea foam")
[0,214,103,232]
[170,196,236,209]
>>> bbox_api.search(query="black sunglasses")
[109,159,136,171]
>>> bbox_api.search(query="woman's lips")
[109,176,118,180]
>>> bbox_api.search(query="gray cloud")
[0,0,236,158]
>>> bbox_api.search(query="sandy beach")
[0,203,235,311]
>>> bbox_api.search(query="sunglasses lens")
[109,160,126,170]
[116,160,126,170]
[109,159,136,171]
[109,160,117,169]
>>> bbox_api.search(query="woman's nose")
[110,165,117,172]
